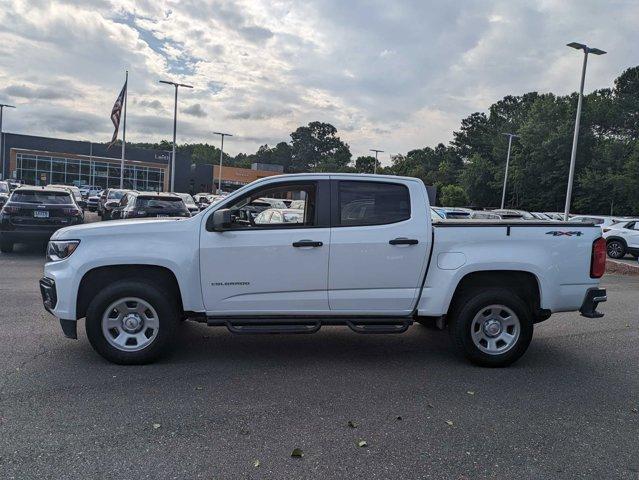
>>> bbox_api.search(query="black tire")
[0,241,13,253]
[85,280,179,364]
[606,240,625,259]
[448,288,533,367]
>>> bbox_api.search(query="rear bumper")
[579,288,607,318]
[0,228,59,242]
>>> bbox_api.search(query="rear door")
[328,178,431,314]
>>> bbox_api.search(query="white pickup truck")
[40,174,607,367]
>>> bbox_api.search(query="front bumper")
[40,276,77,339]
[579,288,607,318]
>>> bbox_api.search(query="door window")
[223,183,315,229]
[338,181,410,226]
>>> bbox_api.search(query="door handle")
[292,240,323,248]
[389,237,418,245]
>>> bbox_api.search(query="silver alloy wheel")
[607,241,623,258]
[470,304,520,355]
[101,297,159,352]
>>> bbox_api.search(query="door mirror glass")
[212,209,232,231]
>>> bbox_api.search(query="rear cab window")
[337,181,410,226]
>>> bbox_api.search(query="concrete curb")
[606,259,639,276]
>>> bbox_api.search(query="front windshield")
[0,182,9,193]
[108,190,126,200]
[177,193,196,205]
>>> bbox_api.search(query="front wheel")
[85,280,179,364]
[448,288,533,367]
[606,240,625,259]
[0,240,13,253]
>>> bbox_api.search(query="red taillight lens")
[1,205,20,214]
[591,237,606,278]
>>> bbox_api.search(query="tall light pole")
[213,132,233,194]
[500,133,519,209]
[370,149,383,174]
[563,42,606,220]
[159,80,193,192]
[0,103,16,180]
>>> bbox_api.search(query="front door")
[200,180,330,315]
[328,179,430,314]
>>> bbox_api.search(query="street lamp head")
[567,42,587,51]
[213,132,233,137]
[159,80,194,88]
[567,42,606,55]
[588,48,607,56]
[501,132,519,138]
[0,104,16,109]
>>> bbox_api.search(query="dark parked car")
[0,181,9,210]
[0,187,84,253]
[174,192,200,215]
[111,191,191,220]
[98,188,129,220]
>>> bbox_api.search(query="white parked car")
[569,215,633,230]
[602,220,639,259]
[254,208,304,225]
[40,174,607,367]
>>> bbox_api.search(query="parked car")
[47,184,86,210]
[0,181,9,210]
[258,197,288,209]
[602,220,639,259]
[431,207,471,219]
[79,185,102,199]
[86,192,102,212]
[569,215,632,230]
[174,193,200,216]
[111,191,191,220]
[0,186,83,252]
[254,208,305,224]
[544,212,565,221]
[41,173,606,368]
[491,209,536,220]
[98,189,128,220]
[531,212,554,220]
[469,210,502,220]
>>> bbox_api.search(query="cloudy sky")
[0,0,637,162]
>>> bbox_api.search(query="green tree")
[290,122,351,172]
[440,185,468,207]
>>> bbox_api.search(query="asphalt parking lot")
[0,217,638,479]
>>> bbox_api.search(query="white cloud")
[0,0,637,163]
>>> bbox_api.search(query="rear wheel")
[448,288,533,367]
[85,280,179,364]
[606,240,625,259]
[0,240,13,253]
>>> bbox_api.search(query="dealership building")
[0,133,281,194]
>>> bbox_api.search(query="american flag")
[108,80,127,148]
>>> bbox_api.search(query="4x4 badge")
[545,231,583,237]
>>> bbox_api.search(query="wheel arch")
[76,265,184,320]
[605,236,627,247]
[447,270,544,322]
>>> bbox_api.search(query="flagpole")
[120,70,128,189]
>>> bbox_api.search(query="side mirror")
[211,209,231,232]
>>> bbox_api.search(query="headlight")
[47,240,80,262]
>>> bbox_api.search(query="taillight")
[62,208,81,216]
[590,237,606,278]
[1,205,20,214]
